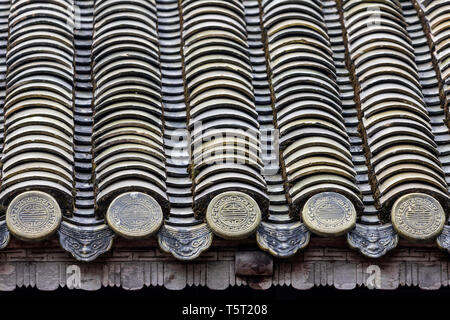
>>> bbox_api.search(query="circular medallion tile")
[106,192,163,239]
[391,193,445,241]
[206,191,261,239]
[302,192,357,236]
[6,191,62,241]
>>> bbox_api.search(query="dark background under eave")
[0,286,448,317]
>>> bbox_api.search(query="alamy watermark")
[64,0,82,30]
[167,121,281,176]
[66,264,81,289]
[65,264,384,289]
[366,265,382,289]
[367,5,382,27]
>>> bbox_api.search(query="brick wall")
[0,237,447,290]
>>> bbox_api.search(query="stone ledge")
[0,237,448,290]
[0,260,448,291]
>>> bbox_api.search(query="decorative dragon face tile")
[0,221,10,249]
[347,224,398,258]
[158,224,213,260]
[59,222,114,262]
[257,222,310,258]
[437,225,450,253]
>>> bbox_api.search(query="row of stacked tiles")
[0,0,448,261]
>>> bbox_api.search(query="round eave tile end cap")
[206,191,262,240]
[106,192,164,239]
[6,191,62,241]
[302,192,357,237]
[391,193,445,242]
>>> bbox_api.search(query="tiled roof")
[0,0,449,262]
